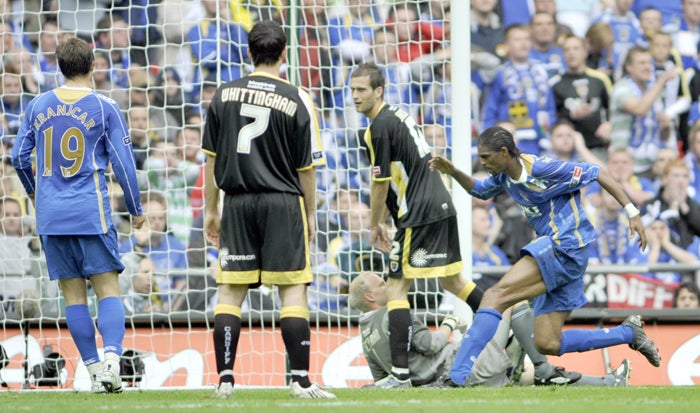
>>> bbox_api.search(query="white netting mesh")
[0,0,453,389]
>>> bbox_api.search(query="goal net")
[0,0,456,390]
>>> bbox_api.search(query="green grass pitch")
[1,387,698,413]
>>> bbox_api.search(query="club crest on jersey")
[569,166,582,187]
[373,166,381,176]
[390,261,399,272]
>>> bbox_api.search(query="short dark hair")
[177,124,201,141]
[504,24,529,41]
[96,13,126,32]
[622,45,649,74]
[478,126,521,158]
[350,63,386,92]
[141,190,166,207]
[248,20,287,66]
[673,282,700,308]
[56,37,94,79]
[551,118,575,133]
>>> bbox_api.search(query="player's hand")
[131,214,146,230]
[370,223,392,253]
[440,314,468,333]
[429,155,454,175]
[204,212,221,248]
[629,215,647,251]
[133,217,151,249]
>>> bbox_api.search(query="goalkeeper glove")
[440,315,468,333]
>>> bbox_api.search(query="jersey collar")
[512,158,528,183]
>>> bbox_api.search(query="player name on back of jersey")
[33,104,96,130]
[220,80,298,117]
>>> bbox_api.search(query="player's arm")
[369,179,391,225]
[429,156,476,192]
[104,101,143,220]
[298,166,317,243]
[596,166,647,250]
[410,317,449,356]
[202,98,222,246]
[369,179,392,252]
[203,154,221,247]
[11,99,38,197]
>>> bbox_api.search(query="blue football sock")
[65,304,99,365]
[558,325,634,356]
[449,308,502,385]
[97,297,125,357]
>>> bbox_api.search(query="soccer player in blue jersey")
[429,126,660,386]
[11,37,145,393]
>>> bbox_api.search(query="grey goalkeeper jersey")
[359,307,456,386]
[359,307,514,387]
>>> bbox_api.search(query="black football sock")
[281,306,312,388]
[213,304,241,385]
[387,301,412,381]
[457,281,484,313]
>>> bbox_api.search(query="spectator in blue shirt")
[119,191,188,299]
[186,0,248,100]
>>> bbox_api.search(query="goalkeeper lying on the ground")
[348,272,631,388]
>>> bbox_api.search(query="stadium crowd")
[1,0,700,317]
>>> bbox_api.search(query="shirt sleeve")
[296,88,324,170]
[202,98,219,156]
[11,98,38,195]
[410,317,448,356]
[470,175,504,200]
[536,158,601,196]
[102,99,143,216]
[367,124,392,181]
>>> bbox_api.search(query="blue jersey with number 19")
[12,86,142,235]
[470,154,600,250]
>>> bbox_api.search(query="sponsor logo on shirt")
[373,166,381,176]
[123,136,132,145]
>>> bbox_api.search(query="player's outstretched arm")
[429,155,476,192]
[596,166,647,250]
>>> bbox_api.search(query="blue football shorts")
[521,236,589,315]
[40,226,125,280]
